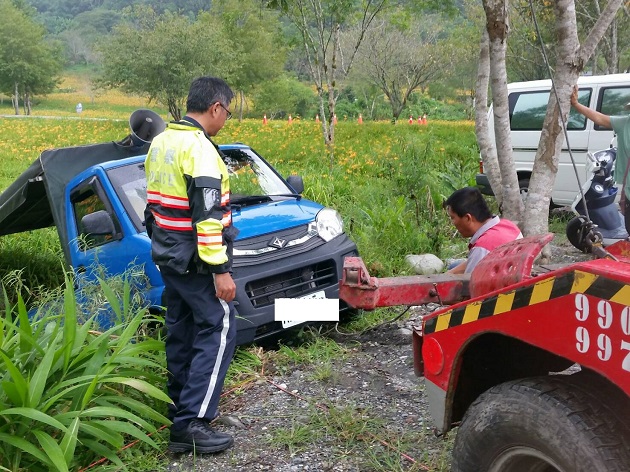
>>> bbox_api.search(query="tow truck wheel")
[452,376,630,472]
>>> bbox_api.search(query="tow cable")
[527,0,616,260]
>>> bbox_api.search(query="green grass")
[268,400,453,471]
[0,113,478,296]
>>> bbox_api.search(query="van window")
[595,86,630,130]
[510,89,590,131]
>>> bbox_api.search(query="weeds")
[0,275,170,471]
[273,336,349,371]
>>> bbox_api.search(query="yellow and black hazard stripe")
[424,270,630,335]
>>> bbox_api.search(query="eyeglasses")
[218,102,232,120]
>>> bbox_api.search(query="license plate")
[280,290,326,328]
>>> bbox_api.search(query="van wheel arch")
[517,175,559,209]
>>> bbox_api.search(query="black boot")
[168,419,234,453]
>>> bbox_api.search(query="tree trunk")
[325,23,341,168]
[609,18,618,73]
[475,29,503,209]
[12,82,20,115]
[238,90,245,122]
[523,0,624,238]
[483,0,523,224]
[168,98,181,122]
[25,90,32,115]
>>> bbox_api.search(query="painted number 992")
[574,293,630,372]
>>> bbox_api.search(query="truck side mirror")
[81,210,116,237]
[286,175,304,194]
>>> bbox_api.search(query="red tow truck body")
[340,235,630,471]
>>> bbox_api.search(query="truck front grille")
[245,260,337,308]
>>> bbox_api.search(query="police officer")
[144,76,237,453]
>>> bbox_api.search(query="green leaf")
[90,420,159,449]
[74,336,109,410]
[96,277,122,320]
[80,421,124,448]
[1,380,22,406]
[62,273,78,372]
[95,395,170,424]
[0,350,27,406]
[42,375,101,412]
[80,406,152,430]
[33,430,69,472]
[16,292,32,356]
[104,377,173,403]
[80,439,125,468]
[60,417,79,465]
[0,432,52,466]
[1,408,67,432]
[28,327,59,407]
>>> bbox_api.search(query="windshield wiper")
[231,193,301,209]
[270,193,302,200]
[231,195,272,209]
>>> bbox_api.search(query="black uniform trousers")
[160,269,236,429]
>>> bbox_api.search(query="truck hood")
[233,198,323,240]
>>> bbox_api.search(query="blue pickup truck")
[0,116,358,345]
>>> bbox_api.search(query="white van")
[476,73,630,206]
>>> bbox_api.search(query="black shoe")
[168,419,234,453]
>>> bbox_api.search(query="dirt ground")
[163,312,449,472]
[161,239,593,472]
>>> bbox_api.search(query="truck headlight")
[314,208,344,242]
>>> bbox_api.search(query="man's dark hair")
[444,187,493,222]
[186,76,234,113]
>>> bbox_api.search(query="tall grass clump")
[0,274,170,471]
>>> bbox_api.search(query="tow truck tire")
[452,376,630,472]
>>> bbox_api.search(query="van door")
[509,88,591,205]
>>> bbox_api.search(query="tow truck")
[340,234,630,471]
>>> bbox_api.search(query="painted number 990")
[574,293,630,372]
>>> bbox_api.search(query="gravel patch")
[162,310,451,472]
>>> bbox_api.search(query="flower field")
[0,82,479,295]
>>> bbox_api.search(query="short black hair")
[444,187,493,222]
[186,76,234,114]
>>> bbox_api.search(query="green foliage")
[96,6,237,120]
[0,0,63,103]
[216,0,287,94]
[252,74,317,118]
[411,94,471,121]
[0,275,170,471]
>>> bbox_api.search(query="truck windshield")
[106,147,295,233]
[222,147,294,201]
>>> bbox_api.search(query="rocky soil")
[164,316,449,472]
[162,239,594,472]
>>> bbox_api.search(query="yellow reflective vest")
[144,120,235,274]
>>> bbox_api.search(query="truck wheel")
[451,376,630,472]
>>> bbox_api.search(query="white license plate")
[280,290,326,328]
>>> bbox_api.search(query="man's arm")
[571,85,612,128]
[448,260,467,274]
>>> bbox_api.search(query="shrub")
[0,274,170,471]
